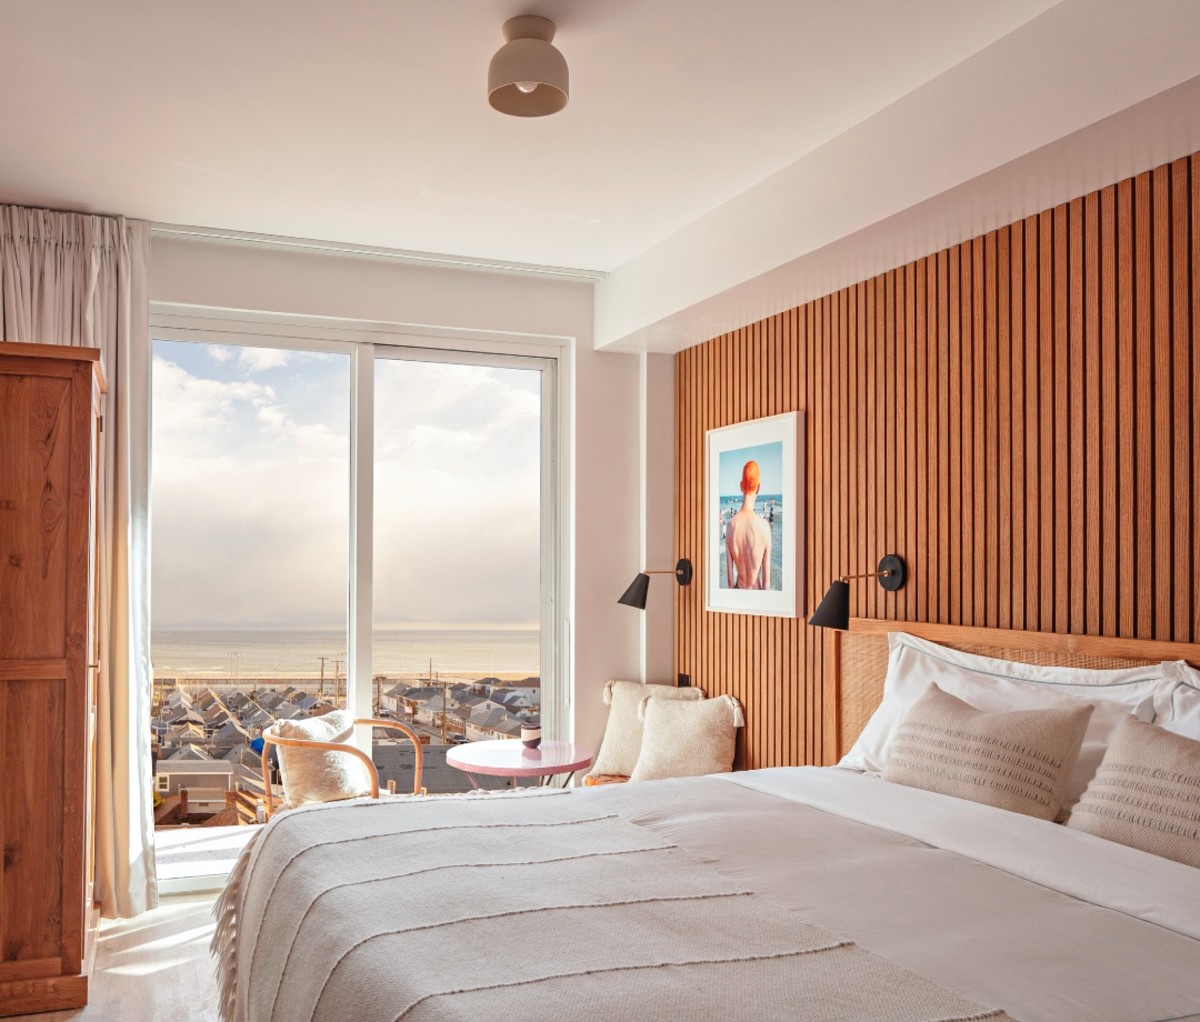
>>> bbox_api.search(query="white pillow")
[629,694,744,782]
[839,632,1163,811]
[274,709,374,806]
[1157,661,1200,739]
[589,680,706,778]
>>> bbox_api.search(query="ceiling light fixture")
[488,15,569,117]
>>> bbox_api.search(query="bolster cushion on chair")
[274,709,374,806]
[589,680,706,779]
[629,694,745,782]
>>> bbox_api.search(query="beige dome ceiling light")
[488,15,568,117]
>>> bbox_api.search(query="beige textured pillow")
[628,694,744,782]
[589,680,706,778]
[274,709,374,806]
[1067,716,1200,867]
[882,683,1093,820]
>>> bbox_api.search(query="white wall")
[149,235,643,753]
[596,1,1200,352]
[640,353,676,684]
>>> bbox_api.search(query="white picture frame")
[705,411,802,617]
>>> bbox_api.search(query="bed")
[213,624,1200,1022]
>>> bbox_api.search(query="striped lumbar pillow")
[883,683,1093,820]
[1067,716,1200,867]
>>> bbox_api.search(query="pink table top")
[445,739,593,778]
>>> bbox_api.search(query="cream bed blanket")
[214,788,1014,1022]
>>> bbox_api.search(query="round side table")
[445,739,593,788]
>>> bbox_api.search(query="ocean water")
[151,627,540,679]
[717,493,784,591]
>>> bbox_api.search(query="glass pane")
[149,340,350,827]
[372,357,541,793]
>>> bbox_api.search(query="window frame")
[148,304,568,748]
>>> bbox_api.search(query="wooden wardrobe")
[0,342,104,1014]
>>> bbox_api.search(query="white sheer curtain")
[0,205,157,918]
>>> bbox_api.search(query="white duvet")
[217,767,1200,1022]
[587,768,1200,1022]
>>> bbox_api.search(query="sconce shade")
[488,16,569,117]
[808,555,906,629]
[617,573,651,610]
[807,579,851,630]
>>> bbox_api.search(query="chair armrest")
[259,719,425,818]
[354,718,424,796]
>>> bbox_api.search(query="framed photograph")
[705,411,802,617]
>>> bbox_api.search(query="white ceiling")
[0,0,1058,273]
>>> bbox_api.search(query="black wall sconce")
[808,554,907,630]
[618,558,694,610]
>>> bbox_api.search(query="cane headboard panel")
[835,619,1200,760]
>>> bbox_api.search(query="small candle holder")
[521,724,542,748]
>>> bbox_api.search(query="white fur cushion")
[589,680,706,778]
[629,694,744,782]
[274,710,374,806]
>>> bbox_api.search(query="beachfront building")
[465,705,525,741]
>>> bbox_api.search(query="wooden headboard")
[835,619,1200,760]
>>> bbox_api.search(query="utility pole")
[440,670,447,743]
[317,656,330,698]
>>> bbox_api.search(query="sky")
[150,339,541,631]
[718,440,784,499]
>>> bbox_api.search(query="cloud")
[150,348,542,633]
[237,347,293,372]
[204,344,292,372]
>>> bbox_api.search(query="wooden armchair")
[260,717,424,819]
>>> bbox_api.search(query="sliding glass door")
[368,351,549,791]
[149,329,557,819]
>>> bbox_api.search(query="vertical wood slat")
[972,240,986,628]
[984,233,1000,630]
[1118,179,1136,638]
[994,229,1010,631]
[1009,223,1025,632]
[1135,171,1155,636]
[938,250,951,626]
[1025,215,1041,631]
[1099,186,1118,639]
[1153,165,1173,640]
[1084,192,1101,637]
[1055,202,1071,636]
[1192,154,1200,646]
[674,149,1200,770]
[1173,158,1192,643]
[915,260,929,623]
[921,258,934,624]
[905,265,918,629]
[1069,198,1085,636]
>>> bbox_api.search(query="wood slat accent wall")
[675,152,1200,770]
